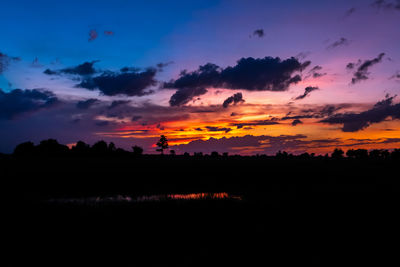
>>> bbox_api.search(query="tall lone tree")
[156,135,169,155]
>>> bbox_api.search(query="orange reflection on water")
[167,192,233,200]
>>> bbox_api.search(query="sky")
[1,0,400,154]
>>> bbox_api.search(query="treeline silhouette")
[4,136,400,265]
[10,138,400,160]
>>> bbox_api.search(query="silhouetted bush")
[91,140,108,155]
[346,149,368,160]
[71,141,90,155]
[36,139,69,156]
[132,145,143,156]
[391,149,400,160]
[211,151,219,157]
[331,148,344,159]
[14,141,35,156]
[9,138,400,161]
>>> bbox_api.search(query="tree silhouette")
[36,139,69,156]
[71,141,90,155]
[132,145,143,156]
[91,140,108,155]
[331,148,344,159]
[156,135,169,155]
[14,141,35,156]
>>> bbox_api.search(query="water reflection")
[48,192,242,205]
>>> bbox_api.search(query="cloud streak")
[320,95,400,132]
[294,86,319,100]
[349,53,385,84]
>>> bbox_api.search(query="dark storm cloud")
[0,52,20,74]
[222,92,245,108]
[0,89,59,120]
[252,29,264,38]
[78,68,157,96]
[44,61,99,76]
[205,126,232,133]
[294,86,319,100]
[292,119,303,126]
[89,29,98,41]
[350,53,385,84]
[327,37,350,49]
[165,56,310,106]
[76,98,99,109]
[320,95,400,132]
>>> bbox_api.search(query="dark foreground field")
[3,155,400,265]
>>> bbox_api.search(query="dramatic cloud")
[44,61,99,76]
[165,56,309,106]
[89,29,98,41]
[76,98,99,109]
[350,53,385,84]
[292,119,303,126]
[294,86,319,100]
[327,37,350,49]
[320,95,400,132]
[0,52,20,74]
[78,68,157,96]
[222,92,245,108]
[0,89,59,120]
[252,29,264,38]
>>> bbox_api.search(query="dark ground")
[3,155,400,266]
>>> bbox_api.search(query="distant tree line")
[13,139,144,157]
[9,137,400,160]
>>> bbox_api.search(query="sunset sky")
[1,0,400,154]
